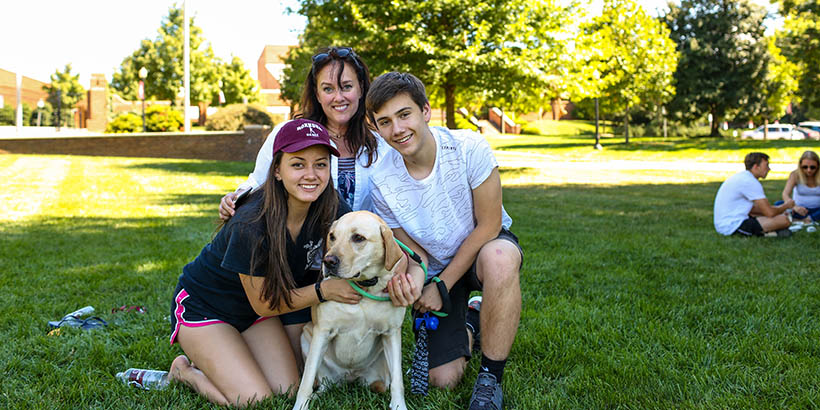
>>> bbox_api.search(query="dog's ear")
[326,219,339,249]
[380,223,404,272]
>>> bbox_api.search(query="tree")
[218,56,262,105]
[43,64,86,127]
[111,6,258,124]
[665,0,769,137]
[578,0,678,141]
[745,36,800,138]
[777,0,820,118]
[284,0,573,128]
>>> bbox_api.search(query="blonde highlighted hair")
[797,150,820,186]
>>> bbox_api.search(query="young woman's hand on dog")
[320,278,363,304]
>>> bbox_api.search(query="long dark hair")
[249,150,339,310]
[296,46,378,166]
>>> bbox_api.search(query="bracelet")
[315,281,326,303]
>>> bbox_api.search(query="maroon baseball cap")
[272,119,340,157]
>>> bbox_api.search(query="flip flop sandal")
[111,305,146,314]
[48,316,108,330]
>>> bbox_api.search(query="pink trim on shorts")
[169,288,275,345]
[170,288,226,345]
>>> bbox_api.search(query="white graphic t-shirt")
[713,170,765,235]
[370,127,512,277]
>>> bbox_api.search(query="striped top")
[337,157,356,209]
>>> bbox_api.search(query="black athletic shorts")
[169,283,310,345]
[733,217,764,237]
[417,227,523,369]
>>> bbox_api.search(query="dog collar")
[347,280,390,302]
[355,277,379,287]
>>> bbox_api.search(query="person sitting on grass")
[714,152,794,237]
[365,72,522,410]
[778,150,820,225]
[166,119,416,406]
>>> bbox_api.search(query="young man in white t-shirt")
[366,72,522,410]
[714,152,794,236]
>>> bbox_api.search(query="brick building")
[0,68,49,109]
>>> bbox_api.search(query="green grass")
[488,120,820,163]
[2,144,820,408]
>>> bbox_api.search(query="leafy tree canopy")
[111,6,259,107]
[776,0,820,118]
[664,0,769,136]
[283,0,575,127]
[578,0,678,117]
[43,64,86,110]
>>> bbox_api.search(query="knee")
[228,388,272,408]
[477,243,520,287]
[429,362,465,390]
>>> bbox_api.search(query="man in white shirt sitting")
[714,152,793,236]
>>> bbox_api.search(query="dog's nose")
[323,255,339,274]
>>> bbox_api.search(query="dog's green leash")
[346,239,448,317]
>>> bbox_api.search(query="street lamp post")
[139,67,148,132]
[37,99,44,126]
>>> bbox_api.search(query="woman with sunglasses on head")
[219,46,388,218]
[168,120,363,406]
[780,150,820,225]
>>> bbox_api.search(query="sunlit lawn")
[485,120,820,164]
[2,139,819,408]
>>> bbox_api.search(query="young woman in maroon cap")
[167,119,368,406]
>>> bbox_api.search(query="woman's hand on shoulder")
[320,278,362,304]
[219,192,239,220]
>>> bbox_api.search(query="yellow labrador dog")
[293,211,408,410]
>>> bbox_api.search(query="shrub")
[145,105,184,132]
[29,102,53,126]
[454,115,477,131]
[0,106,14,125]
[206,104,275,131]
[521,123,541,135]
[0,103,32,126]
[106,112,142,133]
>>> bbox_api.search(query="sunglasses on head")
[802,165,817,170]
[312,47,360,68]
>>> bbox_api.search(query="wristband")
[315,281,326,303]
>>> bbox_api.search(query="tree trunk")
[198,101,209,126]
[444,83,456,129]
[624,107,630,144]
[710,110,720,137]
[763,116,769,140]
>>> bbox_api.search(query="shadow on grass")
[121,160,252,177]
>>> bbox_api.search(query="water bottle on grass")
[116,368,170,390]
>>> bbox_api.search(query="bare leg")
[475,239,522,361]
[284,323,306,373]
[169,355,229,405]
[758,214,791,232]
[242,318,301,396]
[174,322,276,407]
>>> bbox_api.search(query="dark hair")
[365,72,429,124]
[249,150,339,310]
[745,152,769,170]
[296,47,378,166]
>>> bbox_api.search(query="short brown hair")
[745,152,769,170]
[365,72,428,124]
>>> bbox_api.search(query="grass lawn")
[2,138,820,408]
[487,120,820,164]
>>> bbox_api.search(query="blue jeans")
[775,200,820,221]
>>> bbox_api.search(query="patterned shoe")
[468,372,502,410]
[466,295,482,352]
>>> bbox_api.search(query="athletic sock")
[479,354,506,383]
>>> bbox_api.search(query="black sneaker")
[468,372,502,410]
[466,295,482,352]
